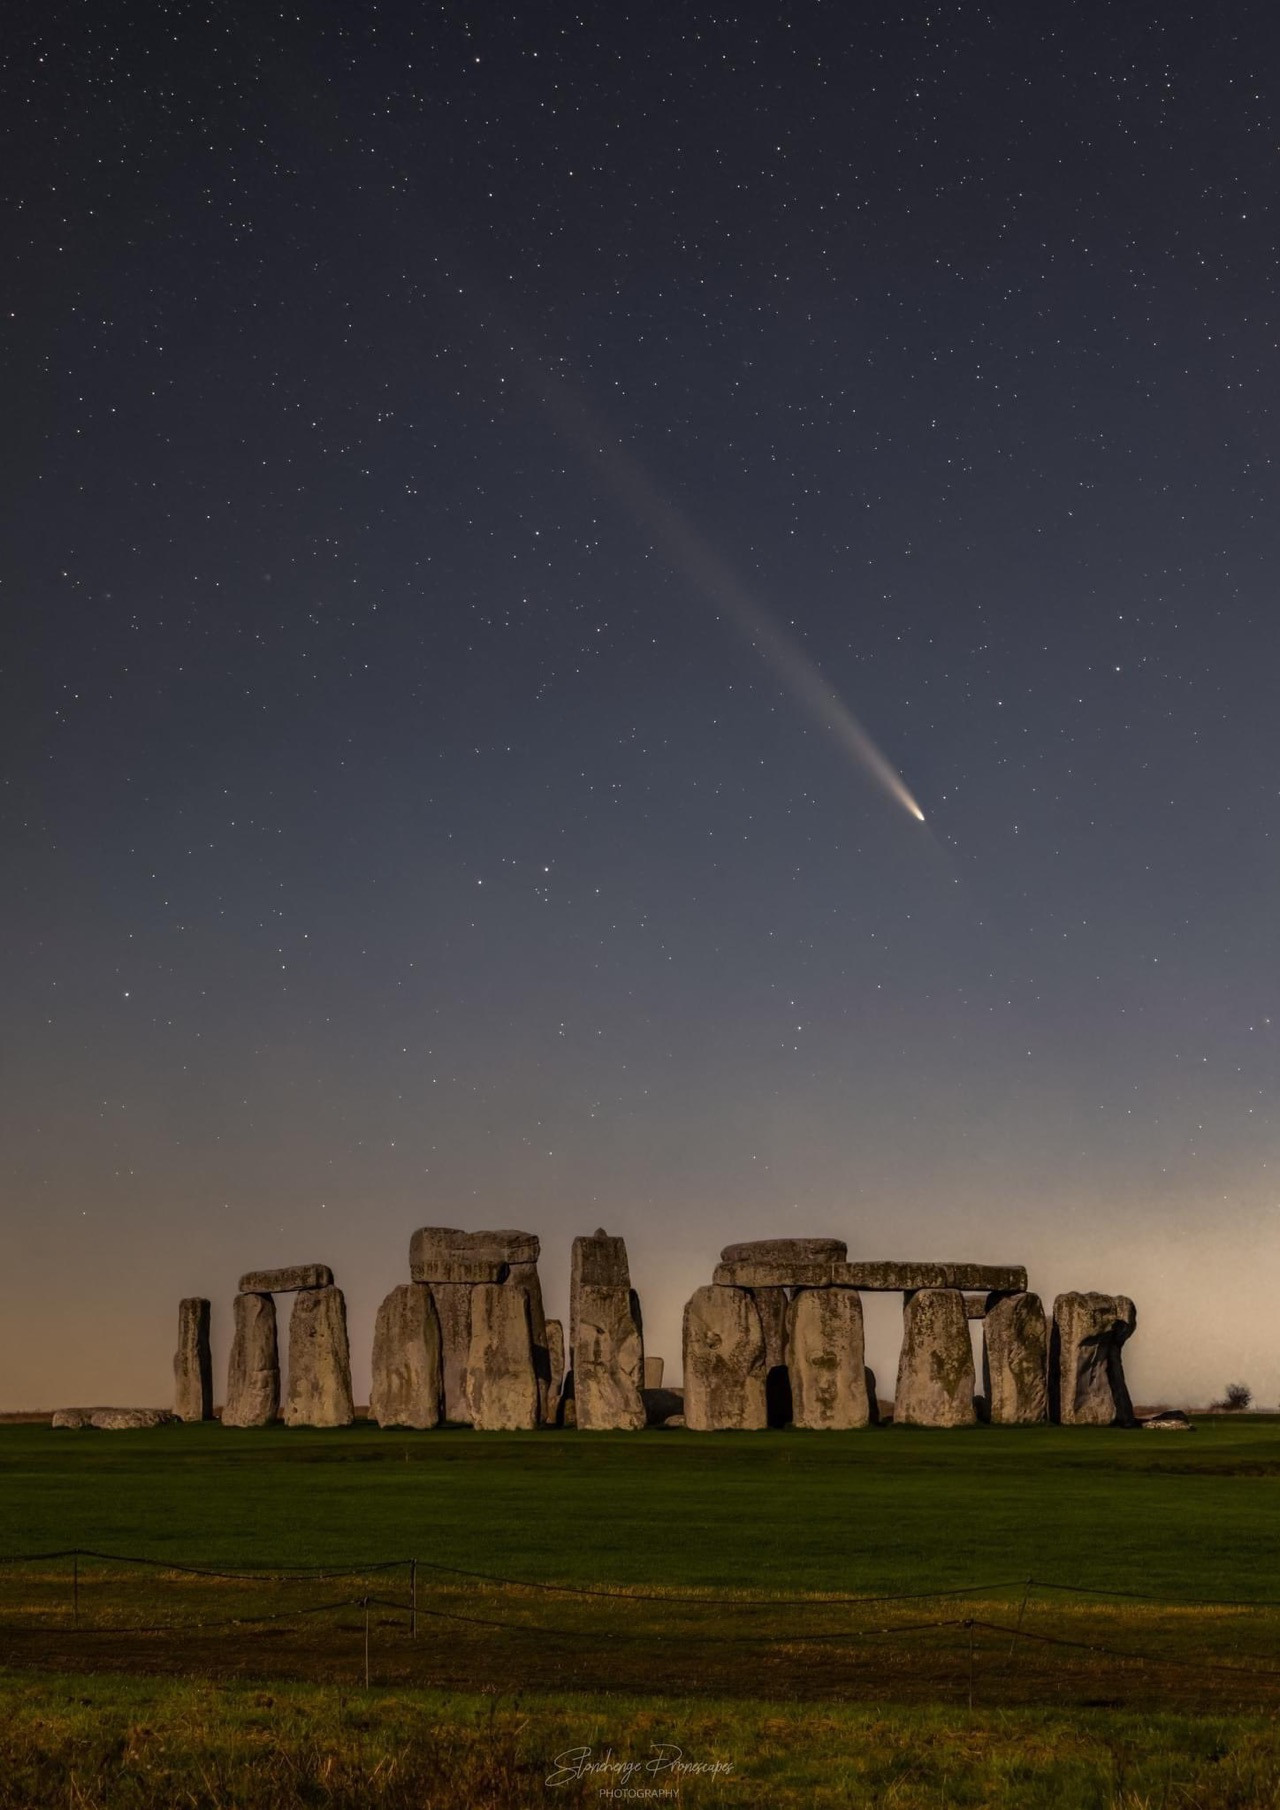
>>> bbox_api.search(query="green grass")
[4,1670,1280,1808]
[4,1419,1280,1803]
[1,1415,1278,1597]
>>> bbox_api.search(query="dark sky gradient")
[4,2,1279,1407]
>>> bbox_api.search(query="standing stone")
[787,1287,872,1429]
[1052,1293,1137,1426]
[370,1284,442,1429]
[569,1229,630,1362]
[682,1285,767,1431]
[428,1283,474,1423]
[546,1319,566,1413]
[894,1289,976,1427]
[173,1297,213,1421]
[504,1256,553,1423]
[465,1283,539,1431]
[284,1287,354,1428]
[223,1292,279,1428]
[575,1284,645,1430]
[983,1292,1048,1424]
[644,1355,664,1390]
[751,1286,793,1426]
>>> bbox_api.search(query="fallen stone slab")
[720,1237,848,1264]
[370,1284,442,1429]
[465,1283,539,1430]
[683,1285,767,1430]
[787,1287,872,1429]
[284,1287,355,1428]
[1052,1292,1137,1427]
[575,1284,645,1430]
[222,1292,280,1427]
[894,1289,976,1427]
[238,1264,334,1294]
[173,1297,213,1421]
[90,1408,175,1430]
[1143,1410,1193,1431]
[983,1292,1048,1424]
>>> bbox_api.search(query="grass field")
[3,1416,1280,1804]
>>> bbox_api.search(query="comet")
[521,354,926,825]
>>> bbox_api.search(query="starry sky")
[4,2,1279,1410]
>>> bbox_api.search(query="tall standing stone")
[787,1287,872,1429]
[284,1287,354,1428]
[428,1283,474,1423]
[465,1283,539,1430]
[569,1229,631,1361]
[575,1283,645,1430]
[751,1286,793,1426]
[173,1297,213,1421]
[222,1292,279,1427]
[546,1318,566,1413]
[1052,1293,1137,1426]
[983,1292,1048,1424]
[682,1285,767,1431]
[370,1284,442,1429]
[894,1289,976,1427]
[503,1252,553,1423]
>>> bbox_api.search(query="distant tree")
[1211,1382,1252,1412]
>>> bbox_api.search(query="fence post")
[72,1552,79,1629]
[1007,1576,1033,1660]
[410,1559,417,1639]
[364,1597,371,1689]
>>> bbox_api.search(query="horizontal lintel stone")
[238,1265,333,1294]
[713,1259,1027,1292]
[719,1238,848,1264]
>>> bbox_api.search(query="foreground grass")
[4,1670,1280,1808]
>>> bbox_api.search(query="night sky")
[5,3,1279,1410]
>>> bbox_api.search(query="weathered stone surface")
[570,1229,631,1360]
[428,1283,474,1423]
[409,1226,535,1283]
[546,1319,566,1410]
[644,1355,665,1390]
[369,1284,442,1429]
[574,1284,645,1430]
[1143,1410,1193,1431]
[223,1292,280,1427]
[787,1287,872,1429]
[983,1292,1048,1424]
[52,1409,93,1428]
[504,1258,553,1422]
[238,1265,333,1294]
[894,1289,976,1427]
[174,1297,213,1421]
[284,1287,354,1428]
[682,1285,767,1431]
[465,1284,539,1431]
[720,1237,848,1265]
[643,1386,684,1425]
[1052,1293,1137,1427]
[963,1294,990,1320]
[716,1259,1028,1292]
[90,1408,173,1430]
[748,1286,793,1426]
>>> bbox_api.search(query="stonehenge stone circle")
[465,1283,540,1430]
[983,1292,1048,1424]
[574,1282,645,1430]
[173,1297,213,1421]
[370,1283,442,1429]
[284,1287,355,1428]
[787,1287,872,1429]
[894,1288,976,1427]
[682,1284,767,1431]
[1052,1292,1137,1426]
[223,1292,280,1427]
[239,1265,333,1294]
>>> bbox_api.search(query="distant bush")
[1211,1383,1252,1412]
